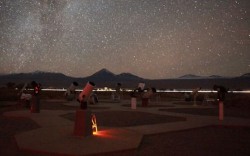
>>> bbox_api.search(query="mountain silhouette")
[86,68,116,81]
[0,69,249,89]
[240,73,250,77]
[178,74,202,79]
[208,75,223,78]
[90,68,115,77]
[0,71,75,88]
[85,68,144,87]
[117,72,143,80]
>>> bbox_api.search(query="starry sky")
[0,0,250,79]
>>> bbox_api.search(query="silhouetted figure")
[113,83,122,102]
[130,82,145,98]
[18,83,32,108]
[213,85,227,102]
[141,87,157,107]
[89,91,99,104]
[213,85,228,121]
[184,92,191,101]
[31,81,41,113]
[192,87,201,106]
[65,82,79,101]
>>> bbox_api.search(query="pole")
[219,101,224,121]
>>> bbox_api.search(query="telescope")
[78,81,95,109]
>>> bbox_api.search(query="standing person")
[141,87,157,107]
[213,85,227,102]
[88,91,99,104]
[18,83,32,108]
[184,92,191,101]
[65,82,78,101]
[114,83,122,102]
[192,87,201,106]
[31,81,41,113]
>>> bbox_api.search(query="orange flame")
[92,114,98,135]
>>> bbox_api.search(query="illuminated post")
[74,82,95,137]
[213,85,227,121]
[74,110,93,136]
[219,101,224,121]
[131,97,137,109]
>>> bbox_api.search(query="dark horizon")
[0,68,249,80]
[1,68,250,90]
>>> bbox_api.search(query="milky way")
[0,0,250,79]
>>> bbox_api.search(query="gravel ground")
[121,103,175,108]
[168,101,250,119]
[0,106,43,156]
[62,111,186,127]
[96,125,250,156]
[0,100,250,156]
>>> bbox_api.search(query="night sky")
[0,0,250,79]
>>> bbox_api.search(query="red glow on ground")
[93,130,114,138]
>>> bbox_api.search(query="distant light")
[42,88,66,92]
[232,90,250,93]
[40,88,250,93]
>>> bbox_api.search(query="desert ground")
[0,89,250,156]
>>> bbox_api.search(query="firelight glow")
[92,114,98,135]
[92,129,118,139]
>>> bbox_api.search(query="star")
[0,0,249,79]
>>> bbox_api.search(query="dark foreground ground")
[0,98,250,156]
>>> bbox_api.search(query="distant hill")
[87,68,144,81]
[240,73,250,77]
[208,75,223,78]
[0,71,76,88]
[0,69,249,89]
[178,74,202,79]
[117,72,143,80]
[88,68,115,79]
[0,69,145,88]
[179,74,225,79]
[85,68,144,87]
